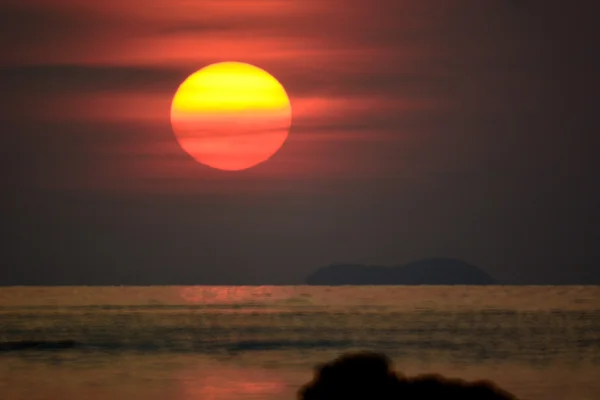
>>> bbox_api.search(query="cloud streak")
[2,0,599,193]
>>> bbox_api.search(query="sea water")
[0,286,599,400]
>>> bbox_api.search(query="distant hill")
[305,258,497,285]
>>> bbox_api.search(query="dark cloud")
[0,65,186,94]
[0,4,137,64]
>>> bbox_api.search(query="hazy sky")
[1,0,599,285]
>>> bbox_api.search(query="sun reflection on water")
[179,286,295,305]
[181,366,287,400]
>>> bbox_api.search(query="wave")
[0,337,520,355]
[0,304,284,311]
[0,338,355,353]
[0,340,80,351]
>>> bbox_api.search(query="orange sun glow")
[170,62,292,171]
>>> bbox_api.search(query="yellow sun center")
[170,62,292,171]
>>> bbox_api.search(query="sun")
[170,62,292,171]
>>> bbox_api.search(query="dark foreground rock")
[299,351,518,400]
[305,258,496,285]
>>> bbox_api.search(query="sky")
[1,0,599,285]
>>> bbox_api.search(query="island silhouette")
[305,258,497,285]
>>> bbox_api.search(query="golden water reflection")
[181,366,287,400]
[179,286,296,305]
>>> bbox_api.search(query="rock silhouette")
[298,351,518,400]
[305,258,496,285]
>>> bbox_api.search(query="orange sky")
[1,0,451,193]
[2,0,598,198]
[2,0,600,284]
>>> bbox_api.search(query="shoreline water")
[1,286,599,399]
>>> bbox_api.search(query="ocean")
[0,286,599,400]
